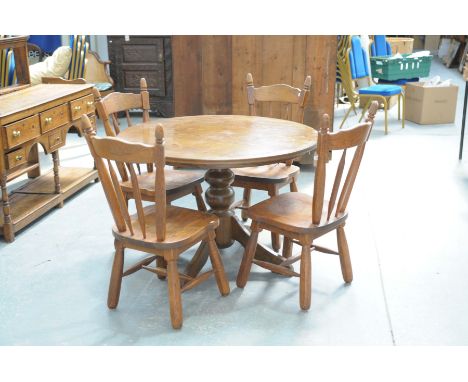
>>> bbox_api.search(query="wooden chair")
[93,78,207,212]
[236,102,379,310]
[232,72,311,252]
[81,115,230,329]
[43,35,113,96]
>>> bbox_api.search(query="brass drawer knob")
[55,136,61,142]
[15,155,23,161]
[45,117,53,124]
[74,106,82,111]
[86,101,94,106]
[12,130,21,137]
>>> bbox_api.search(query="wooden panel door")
[107,35,174,117]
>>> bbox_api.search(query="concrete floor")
[1,58,468,345]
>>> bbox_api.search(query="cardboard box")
[387,37,414,54]
[405,82,458,124]
[424,35,440,54]
[412,35,425,51]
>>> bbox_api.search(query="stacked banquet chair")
[339,35,405,134]
[0,36,16,87]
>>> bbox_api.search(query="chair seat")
[113,205,218,248]
[358,84,402,96]
[120,167,205,197]
[247,192,347,235]
[232,163,300,184]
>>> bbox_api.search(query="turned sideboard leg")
[52,151,64,208]
[204,169,235,248]
[1,173,14,242]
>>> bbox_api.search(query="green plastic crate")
[370,54,433,81]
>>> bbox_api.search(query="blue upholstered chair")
[370,35,392,57]
[340,35,405,134]
[370,35,418,86]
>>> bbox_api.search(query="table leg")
[1,173,14,242]
[183,240,209,281]
[459,82,468,160]
[52,151,64,208]
[204,169,236,248]
[231,215,285,265]
[186,168,289,278]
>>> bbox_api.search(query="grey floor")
[1,58,468,345]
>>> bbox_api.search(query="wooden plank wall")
[172,36,337,129]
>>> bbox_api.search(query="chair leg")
[206,232,230,296]
[339,104,354,129]
[268,186,281,252]
[241,188,251,222]
[398,94,401,120]
[383,98,388,135]
[156,256,167,280]
[359,99,371,122]
[337,226,353,283]
[299,243,312,310]
[193,184,207,212]
[236,222,261,288]
[290,177,298,192]
[401,93,405,129]
[108,240,125,309]
[166,258,183,329]
[282,236,293,259]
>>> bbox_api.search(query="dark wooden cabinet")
[107,35,173,117]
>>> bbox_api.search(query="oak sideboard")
[0,83,98,242]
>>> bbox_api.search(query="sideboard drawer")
[70,94,95,120]
[4,115,41,149]
[6,147,27,169]
[40,103,70,133]
[46,129,65,152]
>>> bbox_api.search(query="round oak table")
[119,115,317,277]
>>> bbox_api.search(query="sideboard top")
[0,84,94,120]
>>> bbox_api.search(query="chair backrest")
[246,72,311,123]
[370,35,392,57]
[312,101,378,226]
[93,77,150,137]
[348,35,370,80]
[336,35,351,84]
[336,36,360,107]
[1,35,16,87]
[81,114,167,241]
[27,43,44,65]
[0,47,16,87]
[68,35,89,80]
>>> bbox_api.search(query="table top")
[118,115,317,169]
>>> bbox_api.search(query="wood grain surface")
[118,115,317,169]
